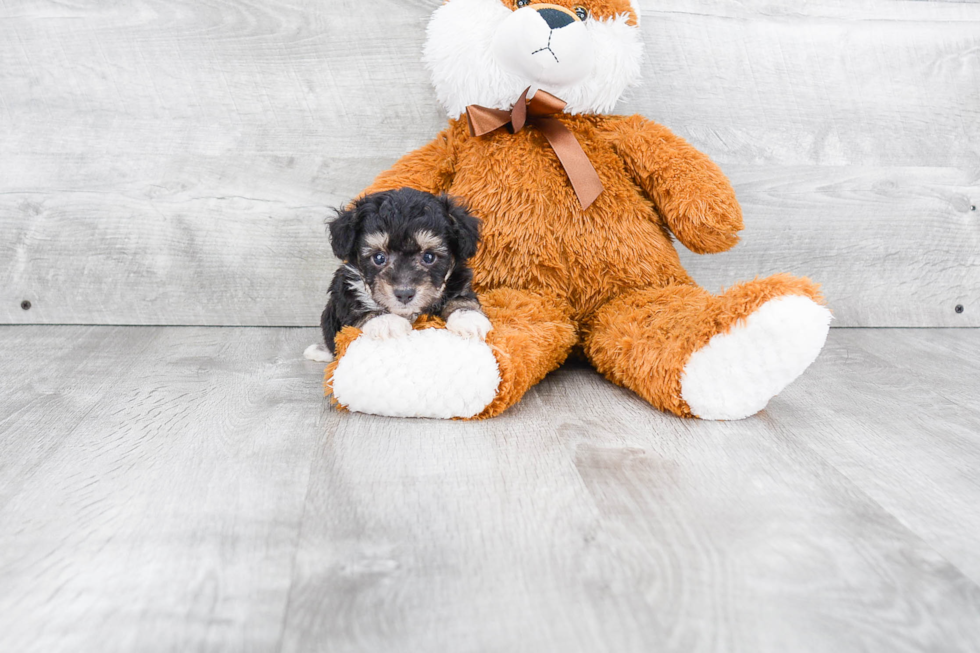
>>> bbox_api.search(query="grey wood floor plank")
[770,329,980,587]
[281,343,980,653]
[0,327,332,653]
[0,326,165,509]
[279,398,612,653]
[3,327,980,652]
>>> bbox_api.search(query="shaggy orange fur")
[326,113,823,418]
[583,275,824,417]
[473,288,578,418]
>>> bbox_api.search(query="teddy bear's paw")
[331,328,501,419]
[446,310,493,340]
[361,314,414,340]
[303,343,334,363]
[680,296,832,420]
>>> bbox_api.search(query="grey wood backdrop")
[1,0,978,327]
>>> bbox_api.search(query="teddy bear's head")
[423,0,643,118]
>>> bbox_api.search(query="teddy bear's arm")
[360,127,458,197]
[602,115,743,254]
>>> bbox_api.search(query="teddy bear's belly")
[451,134,693,322]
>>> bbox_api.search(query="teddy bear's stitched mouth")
[530,30,560,64]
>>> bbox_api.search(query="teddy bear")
[321,0,832,421]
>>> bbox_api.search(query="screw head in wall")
[20,300,32,311]
[955,304,965,314]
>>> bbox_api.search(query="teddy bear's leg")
[583,274,832,420]
[472,288,578,418]
[324,288,577,419]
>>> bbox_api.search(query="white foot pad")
[331,328,501,419]
[680,296,832,420]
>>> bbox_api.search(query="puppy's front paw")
[304,343,334,363]
[446,310,492,341]
[361,314,414,340]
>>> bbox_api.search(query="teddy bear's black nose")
[394,288,417,304]
[537,7,576,30]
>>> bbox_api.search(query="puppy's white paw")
[446,310,492,341]
[304,343,334,363]
[361,314,414,340]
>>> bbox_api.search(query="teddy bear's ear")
[441,194,481,261]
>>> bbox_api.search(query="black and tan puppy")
[304,188,491,363]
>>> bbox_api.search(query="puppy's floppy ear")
[328,204,360,261]
[440,194,481,260]
[329,193,382,261]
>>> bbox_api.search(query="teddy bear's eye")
[574,6,588,20]
[515,0,531,7]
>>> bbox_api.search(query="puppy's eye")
[515,0,530,7]
[574,6,588,20]
[421,252,436,265]
[372,253,387,266]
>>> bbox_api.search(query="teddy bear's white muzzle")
[491,7,594,88]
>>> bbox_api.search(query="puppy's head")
[329,188,481,318]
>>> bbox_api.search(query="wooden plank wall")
[1,0,978,327]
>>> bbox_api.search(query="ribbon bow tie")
[465,87,604,210]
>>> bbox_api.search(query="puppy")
[304,188,492,363]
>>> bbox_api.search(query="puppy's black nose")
[537,7,575,30]
[394,288,416,304]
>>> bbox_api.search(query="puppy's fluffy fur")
[304,188,491,363]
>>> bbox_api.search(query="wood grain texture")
[281,342,980,653]
[0,326,162,508]
[1,326,980,651]
[0,326,331,653]
[774,329,980,584]
[1,0,978,326]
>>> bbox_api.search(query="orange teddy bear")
[321,0,831,420]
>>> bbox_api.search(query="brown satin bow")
[465,87,604,210]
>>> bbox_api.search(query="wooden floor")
[1,326,979,652]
